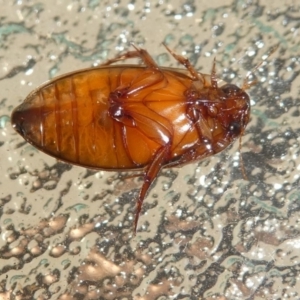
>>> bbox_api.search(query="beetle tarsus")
[163,43,203,82]
[102,44,159,69]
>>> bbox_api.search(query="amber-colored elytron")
[11,44,251,233]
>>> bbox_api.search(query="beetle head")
[218,83,251,139]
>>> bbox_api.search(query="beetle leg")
[134,143,171,233]
[163,43,203,81]
[115,68,166,99]
[102,44,159,69]
[186,105,213,144]
[109,101,173,233]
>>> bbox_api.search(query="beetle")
[11,44,252,233]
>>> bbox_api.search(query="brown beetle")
[11,44,252,233]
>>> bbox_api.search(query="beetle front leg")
[186,105,213,144]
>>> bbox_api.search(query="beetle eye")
[228,121,242,136]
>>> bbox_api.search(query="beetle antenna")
[241,44,279,91]
[238,45,278,178]
[239,131,248,180]
[211,57,218,89]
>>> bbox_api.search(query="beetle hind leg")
[134,144,171,234]
[111,103,173,234]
